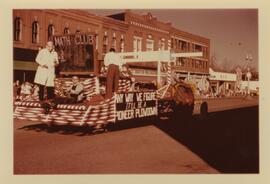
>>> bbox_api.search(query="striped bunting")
[83,96,115,126]
[14,106,47,120]
[14,95,116,128]
[156,84,170,99]
[54,77,99,100]
[166,62,172,85]
[13,77,132,128]
[118,79,131,92]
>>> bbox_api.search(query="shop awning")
[13,60,38,71]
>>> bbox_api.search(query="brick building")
[13,9,210,83]
[169,27,210,78]
[13,9,128,81]
[108,10,210,82]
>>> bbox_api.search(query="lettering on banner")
[115,91,158,121]
[54,34,95,47]
[53,33,95,73]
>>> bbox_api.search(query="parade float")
[14,33,206,132]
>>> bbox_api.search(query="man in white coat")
[34,41,58,100]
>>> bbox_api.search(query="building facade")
[170,27,209,77]
[108,10,210,82]
[13,9,210,83]
[13,9,129,81]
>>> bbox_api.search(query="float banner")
[53,34,95,47]
[53,34,95,73]
[115,91,158,121]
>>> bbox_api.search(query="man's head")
[109,48,115,52]
[72,76,80,84]
[121,64,128,72]
[46,41,54,52]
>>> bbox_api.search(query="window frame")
[133,36,142,52]
[32,21,39,44]
[47,24,55,41]
[146,39,154,51]
[63,27,70,34]
[14,17,22,41]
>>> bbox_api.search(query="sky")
[87,9,258,71]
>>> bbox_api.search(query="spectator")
[120,64,132,78]
[20,82,33,100]
[51,76,84,107]
[33,84,39,97]
[13,80,21,100]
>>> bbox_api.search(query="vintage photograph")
[13,9,259,174]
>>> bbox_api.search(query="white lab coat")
[34,48,58,87]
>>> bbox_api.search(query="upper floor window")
[76,26,80,33]
[95,34,99,50]
[146,39,154,51]
[102,31,108,54]
[180,41,187,51]
[14,17,22,41]
[158,38,165,50]
[204,47,208,58]
[195,44,202,52]
[48,24,55,41]
[32,21,39,43]
[64,27,70,34]
[112,32,116,49]
[170,38,174,49]
[120,34,125,52]
[133,36,142,52]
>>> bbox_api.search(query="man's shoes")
[41,101,52,114]
[50,101,58,109]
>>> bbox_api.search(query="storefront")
[209,68,236,96]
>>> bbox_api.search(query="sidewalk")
[193,96,258,114]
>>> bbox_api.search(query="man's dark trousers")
[106,64,119,99]
[38,84,55,100]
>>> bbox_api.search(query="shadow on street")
[155,106,259,173]
[17,118,154,136]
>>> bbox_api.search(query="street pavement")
[13,97,259,174]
